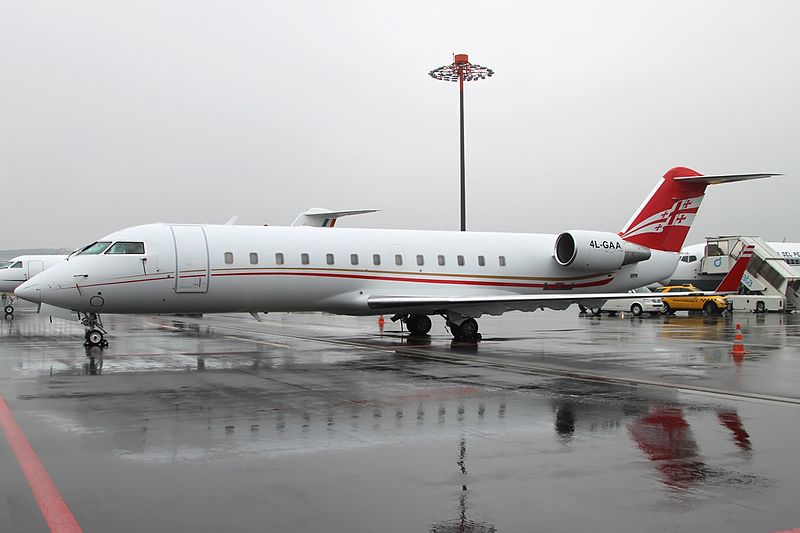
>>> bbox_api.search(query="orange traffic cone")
[732,323,746,362]
[377,315,385,326]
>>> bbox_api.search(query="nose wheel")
[80,312,109,347]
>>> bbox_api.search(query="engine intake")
[554,230,651,271]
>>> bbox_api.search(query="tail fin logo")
[621,195,704,240]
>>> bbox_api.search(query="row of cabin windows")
[222,252,508,267]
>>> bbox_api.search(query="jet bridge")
[700,236,800,311]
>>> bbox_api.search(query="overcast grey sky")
[1,1,797,249]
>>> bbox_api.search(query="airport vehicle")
[655,284,728,315]
[594,287,663,317]
[726,294,784,313]
[15,167,777,346]
[669,237,800,311]
[655,244,755,315]
[0,254,68,315]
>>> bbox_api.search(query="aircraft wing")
[291,208,379,227]
[366,290,708,316]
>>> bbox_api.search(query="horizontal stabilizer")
[291,208,379,227]
[675,173,781,185]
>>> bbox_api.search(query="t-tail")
[619,167,780,253]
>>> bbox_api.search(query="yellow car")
[654,284,728,315]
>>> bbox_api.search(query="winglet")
[291,208,379,227]
[716,245,756,293]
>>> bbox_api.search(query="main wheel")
[703,301,716,315]
[662,302,674,315]
[630,303,643,317]
[86,329,104,346]
[452,318,479,340]
[406,314,432,335]
[4,305,13,315]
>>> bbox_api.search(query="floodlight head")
[429,53,494,83]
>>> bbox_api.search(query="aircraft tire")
[4,305,13,315]
[630,303,643,317]
[406,314,432,335]
[86,330,104,346]
[457,318,479,339]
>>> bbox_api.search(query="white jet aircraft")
[15,167,778,346]
[1,254,68,316]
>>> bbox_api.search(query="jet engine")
[554,230,651,271]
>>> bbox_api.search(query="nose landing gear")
[2,295,14,318]
[80,312,109,347]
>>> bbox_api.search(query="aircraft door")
[27,260,44,279]
[171,225,210,293]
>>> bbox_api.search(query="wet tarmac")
[2,304,800,532]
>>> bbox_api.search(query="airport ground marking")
[159,315,800,407]
[0,396,83,533]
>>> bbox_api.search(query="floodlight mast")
[429,54,494,231]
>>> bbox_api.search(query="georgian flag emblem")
[621,195,704,239]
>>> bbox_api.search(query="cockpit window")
[105,241,145,255]
[78,241,113,255]
[9,261,22,268]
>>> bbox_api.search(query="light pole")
[429,54,494,231]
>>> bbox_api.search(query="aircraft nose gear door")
[171,225,210,293]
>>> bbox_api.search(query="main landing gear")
[394,312,481,341]
[80,312,109,348]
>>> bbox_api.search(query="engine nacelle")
[554,230,651,271]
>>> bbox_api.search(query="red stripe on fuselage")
[64,270,614,291]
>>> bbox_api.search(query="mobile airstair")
[699,236,800,312]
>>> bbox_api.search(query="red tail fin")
[716,245,755,293]
[620,168,780,253]
[619,167,707,253]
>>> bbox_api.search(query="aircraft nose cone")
[15,280,41,303]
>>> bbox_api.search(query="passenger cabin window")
[395,254,403,266]
[457,255,465,266]
[350,254,359,266]
[301,253,310,265]
[224,252,234,264]
[326,253,335,265]
[416,255,424,266]
[249,252,258,265]
[498,256,506,267]
[78,241,112,255]
[478,255,485,267]
[373,254,381,266]
[437,255,445,266]
[275,253,284,265]
[10,261,22,269]
[106,241,145,254]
